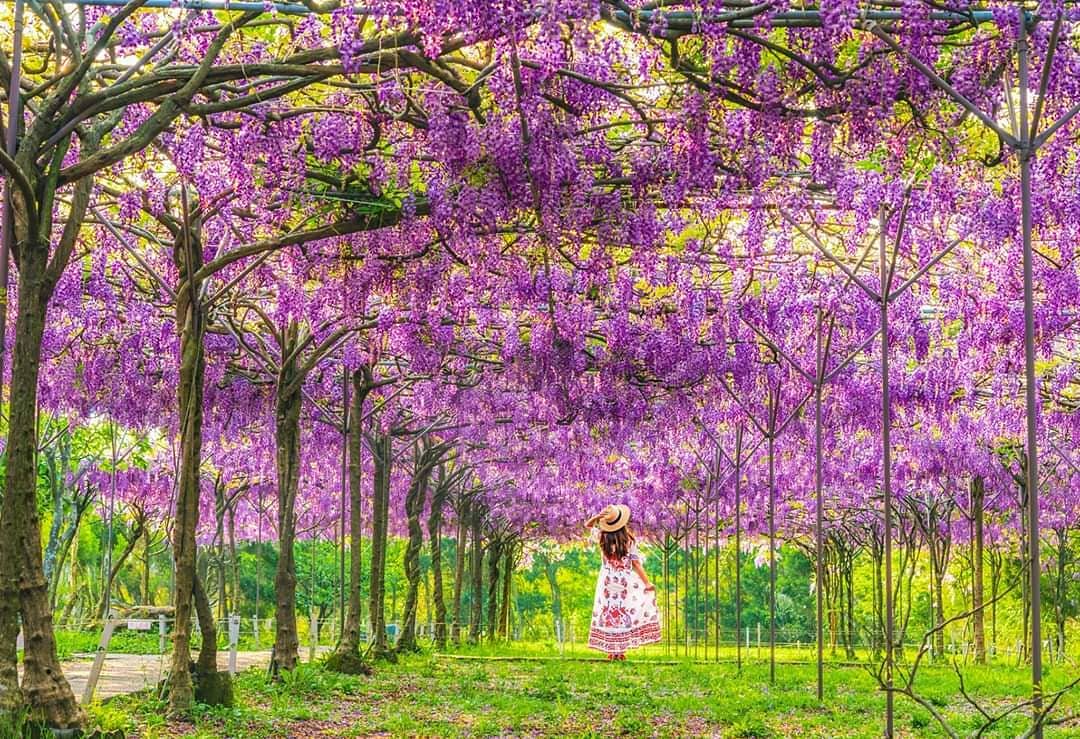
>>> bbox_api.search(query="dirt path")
[26,648,330,702]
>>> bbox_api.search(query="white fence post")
[228,614,240,675]
[158,614,166,653]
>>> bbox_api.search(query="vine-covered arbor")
[2,1,1080,736]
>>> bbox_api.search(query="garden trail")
[22,649,329,702]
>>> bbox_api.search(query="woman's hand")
[644,583,655,592]
[584,506,610,529]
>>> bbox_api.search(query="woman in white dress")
[584,504,661,660]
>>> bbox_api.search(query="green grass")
[86,650,1080,738]
[52,622,338,660]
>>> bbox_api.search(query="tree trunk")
[486,537,502,642]
[328,368,373,673]
[422,571,432,638]
[971,476,986,664]
[271,363,303,676]
[468,507,484,644]
[429,481,449,650]
[396,450,431,653]
[98,515,146,619]
[1054,528,1068,660]
[542,555,563,638]
[142,527,153,606]
[228,511,238,617]
[192,573,232,706]
[452,500,469,645]
[167,214,207,715]
[989,547,1002,656]
[59,541,80,627]
[42,446,65,597]
[0,238,82,726]
[842,553,851,656]
[870,537,882,659]
[1017,465,1030,662]
[499,543,513,640]
[368,432,394,660]
[933,559,946,660]
[49,491,88,611]
[214,480,228,621]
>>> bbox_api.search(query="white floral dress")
[587,541,662,654]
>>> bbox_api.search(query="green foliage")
[85,701,137,734]
[85,653,1080,738]
[323,648,373,675]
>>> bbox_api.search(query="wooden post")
[82,620,120,705]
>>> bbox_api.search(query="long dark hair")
[600,527,635,562]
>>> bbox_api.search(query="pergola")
[2,2,1074,736]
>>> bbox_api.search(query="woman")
[584,504,662,660]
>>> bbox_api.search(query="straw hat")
[586,504,631,533]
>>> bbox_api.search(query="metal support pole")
[1017,17,1043,734]
[255,485,262,647]
[664,537,671,656]
[339,367,348,639]
[734,424,743,673]
[714,453,721,661]
[767,424,776,684]
[694,488,701,659]
[815,312,825,702]
[866,12,1057,732]
[104,422,118,618]
[880,204,895,738]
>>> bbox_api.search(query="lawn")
[86,647,1080,738]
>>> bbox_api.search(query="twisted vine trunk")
[49,488,89,611]
[541,554,563,637]
[971,476,986,664]
[842,547,856,659]
[1053,528,1069,660]
[499,543,514,640]
[271,348,303,675]
[468,507,484,644]
[214,480,228,620]
[169,336,201,706]
[486,537,502,642]
[41,438,71,601]
[368,432,393,659]
[927,506,954,661]
[167,210,229,713]
[428,484,448,649]
[329,367,374,671]
[192,572,231,705]
[228,511,239,618]
[0,236,82,727]
[451,499,469,644]
[396,451,431,653]
[143,527,153,606]
[98,514,146,619]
